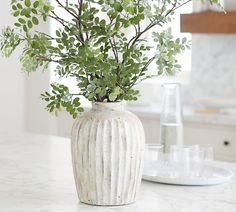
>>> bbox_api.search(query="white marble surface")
[1,133,236,212]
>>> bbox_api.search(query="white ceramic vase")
[71,102,145,206]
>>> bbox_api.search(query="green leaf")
[73,113,77,119]
[56,30,60,37]
[18,18,26,24]
[42,14,47,21]
[33,1,39,8]
[73,98,81,106]
[139,6,145,13]
[23,25,28,32]
[114,2,123,12]
[12,5,17,10]
[25,0,31,7]
[21,8,31,17]
[13,11,20,17]
[77,107,84,112]
[27,20,33,28]
[108,93,117,101]
[31,8,37,14]
[100,19,106,26]
[17,3,22,9]
[32,17,39,25]
[182,37,187,43]
[49,106,54,113]
[43,5,50,13]
[14,23,21,27]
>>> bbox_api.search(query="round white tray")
[142,164,233,186]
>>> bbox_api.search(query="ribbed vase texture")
[71,102,145,206]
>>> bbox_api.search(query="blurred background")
[1,1,236,162]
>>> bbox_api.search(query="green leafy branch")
[0,0,221,118]
[41,83,84,119]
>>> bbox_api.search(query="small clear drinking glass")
[144,144,164,175]
[189,147,205,177]
[144,144,164,163]
[204,146,214,163]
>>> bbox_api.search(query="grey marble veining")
[0,133,236,212]
[191,34,236,101]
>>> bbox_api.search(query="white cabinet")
[184,123,236,162]
[138,115,236,162]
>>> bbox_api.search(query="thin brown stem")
[173,0,191,12]
[48,12,83,43]
[131,55,157,87]
[36,55,60,63]
[35,31,55,40]
[55,0,87,43]
[48,13,66,27]
[55,0,78,20]
[78,0,84,42]
[109,38,118,62]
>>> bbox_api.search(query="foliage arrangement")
[0,0,220,118]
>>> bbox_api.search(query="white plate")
[142,164,233,186]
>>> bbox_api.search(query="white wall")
[24,70,54,135]
[0,2,56,135]
[0,1,25,134]
[23,18,55,135]
[23,22,71,136]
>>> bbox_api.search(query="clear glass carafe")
[160,83,183,153]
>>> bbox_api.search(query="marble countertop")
[1,133,236,212]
